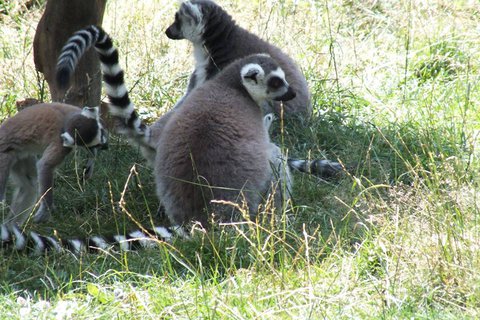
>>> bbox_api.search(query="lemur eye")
[268,76,283,89]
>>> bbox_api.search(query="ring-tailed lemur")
[0,103,108,226]
[155,53,297,225]
[56,25,341,177]
[165,0,311,116]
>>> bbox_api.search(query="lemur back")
[166,0,311,116]
[0,103,107,226]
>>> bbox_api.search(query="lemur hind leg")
[9,156,38,225]
[33,145,71,223]
[0,152,14,204]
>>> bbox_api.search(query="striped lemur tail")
[56,25,152,151]
[288,159,344,178]
[56,25,344,178]
[0,223,185,255]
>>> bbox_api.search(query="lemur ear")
[81,106,100,119]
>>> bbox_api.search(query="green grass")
[1,0,480,318]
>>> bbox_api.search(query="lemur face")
[165,1,205,42]
[241,55,296,106]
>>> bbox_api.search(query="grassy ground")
[1,0,480,318]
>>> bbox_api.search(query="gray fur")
[263,113,292,199]
[166,0,311,116]
[155,54,295,225]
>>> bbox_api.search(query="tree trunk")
[33,0,107,108]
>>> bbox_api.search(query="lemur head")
[165,0,219,43]
[240,54,296,106]
[61,106,108,150]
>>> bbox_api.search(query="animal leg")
[83,147,97,180]
[9,157,38,225]
[33,145,70,223]
[0,152,14,203]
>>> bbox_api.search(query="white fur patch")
[29,231,45,255]
[100,62,122,77]
[105,82,128,99]
[154,226,173,240]
[108,101,135,117]
[1,224,9,242]
[128,230,155,248]
[267,67,289,101]
[113,235,130,251]
[184,2,202,21]
[45,236,62,252]
[90,236,109,250]
[263,113,275,131]
[61,132,75,147]
[96,45,116,57]
[241,63,265,80]
[241,63,267,105]
[68,239,84,254]
[192,44,209,88]
[69,34,88,51]
[270,67,286,83]
[81,106,100,119]
[11,225,26,250]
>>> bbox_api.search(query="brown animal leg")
[9,157,38,225]
[0,153,14,203]
[33,145,71,223]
